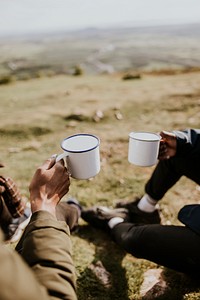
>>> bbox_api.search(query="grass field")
[1,71,200,299]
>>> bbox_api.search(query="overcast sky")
[1,0,200,36]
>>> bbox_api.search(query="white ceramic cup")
[56,133,100,179]
[128,132,161,167]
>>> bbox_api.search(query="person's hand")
[29,157,70,217]
[158,131,177,160]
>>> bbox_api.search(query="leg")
[145,158,182,200]
[145,154,200,200]
[116,154,200,222]
[81,203,200,275]
[56,201,80,232]
[112,223,200,275]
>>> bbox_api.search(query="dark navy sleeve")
[178,204,200,236]
[173,128,200,156]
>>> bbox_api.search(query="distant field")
[1,23,200,80]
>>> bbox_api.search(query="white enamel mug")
[128,132,161,167]
[56,133,100,179]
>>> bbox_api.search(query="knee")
[113,225,144,257]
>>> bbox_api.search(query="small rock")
[115,111,123,120]
[8,147,21,153]
[66,121,77,128]
[140,269,169,300]
[88,260,111,288]
[93,110,104,122]
[196,185,200,192]
[122,73,141,80]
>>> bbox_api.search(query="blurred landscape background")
[1,22,200,82]
[1,1,200,299]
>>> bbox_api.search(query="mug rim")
[129,131,161,142]
[61,133,100,153]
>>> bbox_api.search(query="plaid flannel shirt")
[0,176,25,218]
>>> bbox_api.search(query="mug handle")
[55,152,69,163]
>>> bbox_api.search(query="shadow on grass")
[75,225,200,300]
[139,268,200,300]
[160,269,200,300]
[76,224,129,300]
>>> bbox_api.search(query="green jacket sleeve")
[0,228,52,300]
[0,210,77,300]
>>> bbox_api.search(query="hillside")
[0,23,200,80]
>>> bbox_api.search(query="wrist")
[30,196,56,217]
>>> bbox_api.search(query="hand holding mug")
[158,131,177,160]
[29,157,70,217]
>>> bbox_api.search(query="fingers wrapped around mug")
[54,159,71,196]
[158,141,170,160]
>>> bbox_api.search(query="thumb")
[160,131,171,139]
[41,157,56,170]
